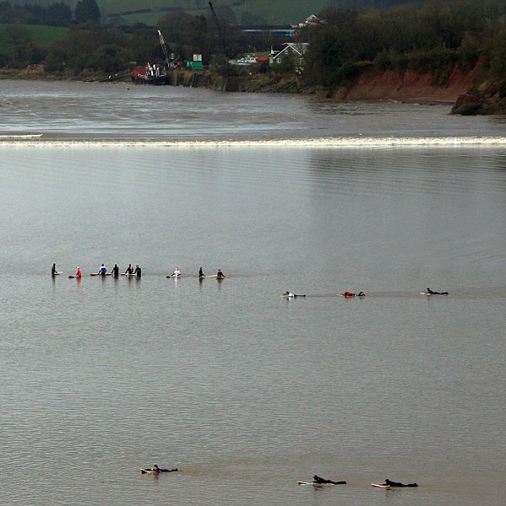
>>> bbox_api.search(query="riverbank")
[166,68,469,105]
[162,63,503,113]
[3,62,504,114]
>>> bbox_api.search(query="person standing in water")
[199,267,205,278]
[111,264,119,278]
[51,263,57,277]
[134,265,142,278]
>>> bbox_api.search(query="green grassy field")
[93,0,328,25]
[7,0,329,26]
[0,24,69,47]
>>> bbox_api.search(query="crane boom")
[208,2,230,58]
[158,30,170,67]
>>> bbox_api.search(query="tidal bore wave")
[1,136,506,148]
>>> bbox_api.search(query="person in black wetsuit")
[51,263,57,277]
[383,479,418,487]
[427,288,449,295]
[216,269,225,279]
[134,265,141,278]
[112,264,119,278]
[141,464,179,474]
[313,475,347,485]
[199,267,205,278]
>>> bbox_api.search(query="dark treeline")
[1,9,258,74]
[44,12,247,75]
[0,1,71,26]
[0,0,99,26]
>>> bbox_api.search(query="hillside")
[6,0,417,26]
[5,0,330,25]
[104,0,330,26]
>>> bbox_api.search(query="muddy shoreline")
[3,64,503,114]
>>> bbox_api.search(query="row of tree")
[303,0,506,87]
[2,0,506,91]
[0,0,100,26]
[0,9,269,73]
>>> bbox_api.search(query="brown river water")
[0,80,505,506]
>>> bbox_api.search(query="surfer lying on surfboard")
[340,291,366,297]
[426,287,449,295]
[312,475,346,485]
[140,464,179,474]
[377,479,418,487]
[283,292,306,298]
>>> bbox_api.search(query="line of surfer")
[301,475,418,488]
[283,290,367,298]
[302,475,418,488]
[304,475,418,488]
[140,467,418,489]
[283,287,448,298]
[53,264,448,297]
[52,263,226,280]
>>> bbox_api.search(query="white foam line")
[1,136,506,148]
[0,134,44,139]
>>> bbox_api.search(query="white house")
[270,43,310,66]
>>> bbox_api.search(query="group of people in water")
[54,263,446,300]
[172,267,225,279]
[140,469,417,488]
[52,263,225,280]
[310,475,418,488]
[284,287,448,298]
